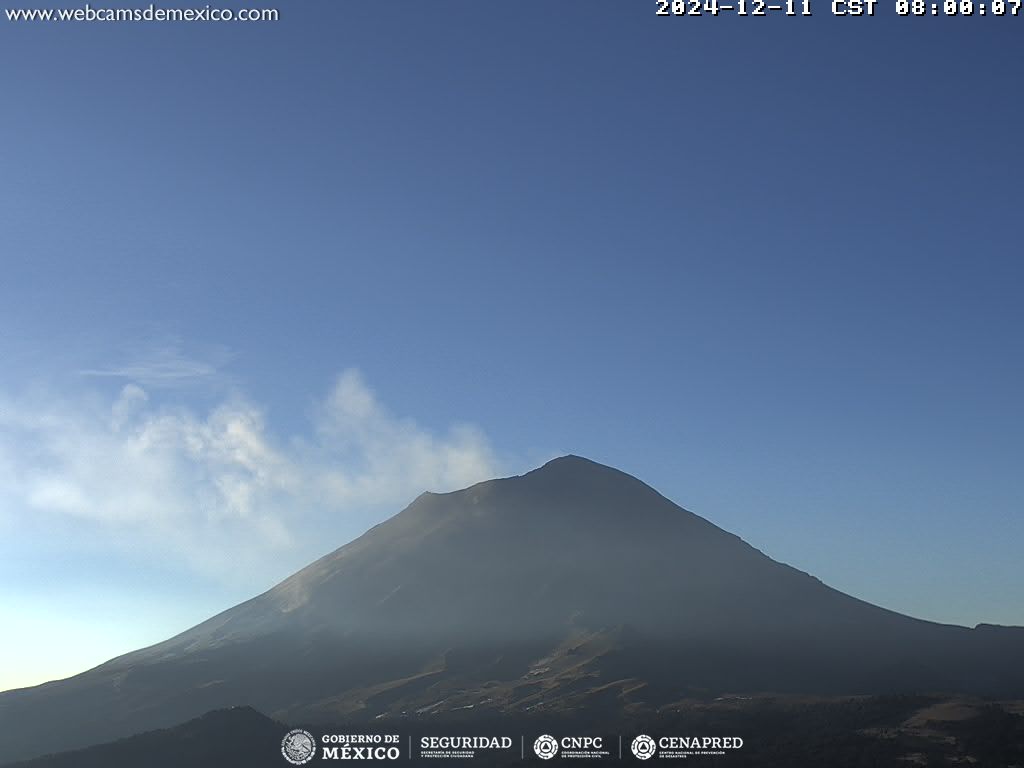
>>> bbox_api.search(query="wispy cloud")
[0,370,504,581]
[77,340,231,387]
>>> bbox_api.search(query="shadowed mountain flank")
[1,456,1021,764]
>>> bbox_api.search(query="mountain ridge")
[1,455,1021,765]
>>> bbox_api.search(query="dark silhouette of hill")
[4,707,283,768]
[1,456,1022,764]
[9,695,1024,767]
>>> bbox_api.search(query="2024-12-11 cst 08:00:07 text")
[656,0,1020,15]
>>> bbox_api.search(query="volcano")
[1,455,1021,764]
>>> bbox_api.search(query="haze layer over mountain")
[1,456,1021,764]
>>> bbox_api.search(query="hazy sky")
[2,3,1022,692]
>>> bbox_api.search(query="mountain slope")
[1,456,1021,764]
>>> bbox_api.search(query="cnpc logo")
[534,734,605,759]
[534,735,558,760]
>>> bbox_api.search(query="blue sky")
[2,3,1022,691]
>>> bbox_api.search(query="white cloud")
[0,370,504,581]
[311,370,501,506]
[78,339,231,388]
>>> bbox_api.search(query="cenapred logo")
[282,729,317,765]
[631,734,656,760]
[534,734,559,760]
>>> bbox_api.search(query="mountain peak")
[517,454,658,498]
[525,454,634,482]
[538,453,603,468]
[533,454,607,473]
